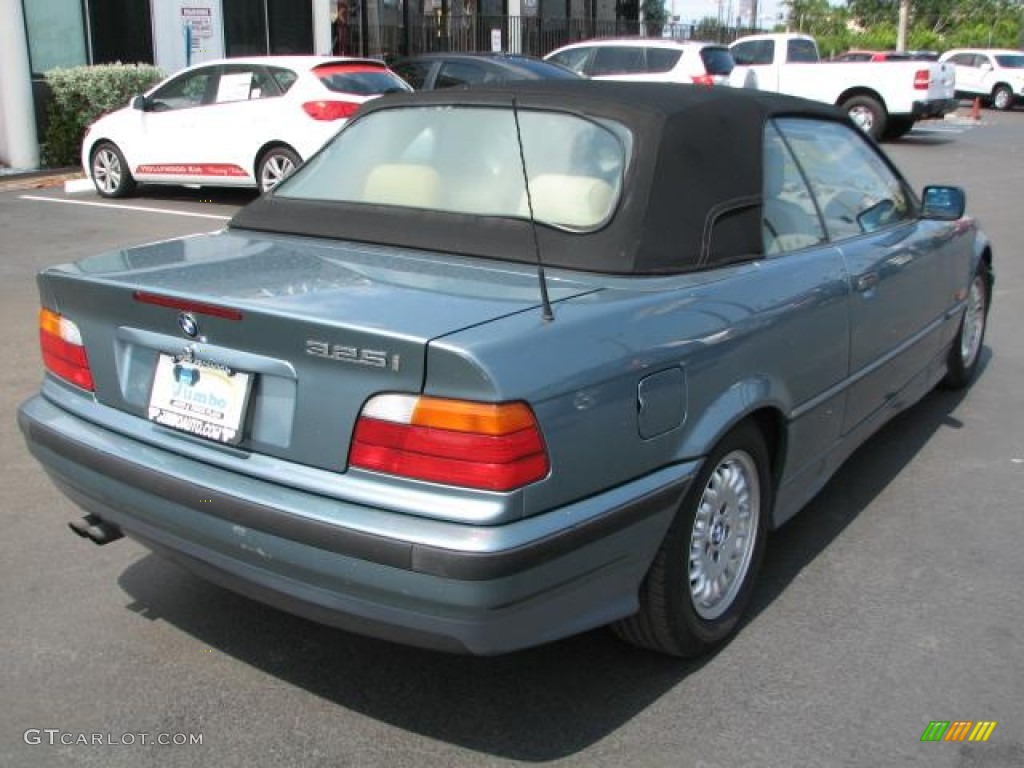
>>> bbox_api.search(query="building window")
[88,0,154,64]
[23,0,88,74]
[223,0,313,57]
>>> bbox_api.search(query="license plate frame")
[147,353,252,445]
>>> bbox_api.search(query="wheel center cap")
[711,521,726,547]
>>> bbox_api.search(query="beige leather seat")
[521,174,613,228]
[362,164,442,209]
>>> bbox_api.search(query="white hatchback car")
[544,39,736,85]
[82,56,411,197]
[939,48,1024,111]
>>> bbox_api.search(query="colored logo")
[921,721,997,742]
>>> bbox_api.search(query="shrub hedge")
[43,63,164,168]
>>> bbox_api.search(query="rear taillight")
[39,308,93,391]
[302,100,360,121]
[914,69,931,90]
[691,74,715,87]
[349,394,550,491]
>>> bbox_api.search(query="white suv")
[939,48,1024,111]
[545,39,736,86]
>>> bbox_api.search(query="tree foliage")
[44,63,164,168]
[809,0,1024,50]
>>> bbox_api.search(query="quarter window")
[776,118,913,241]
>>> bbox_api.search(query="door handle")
[856,272,880,292]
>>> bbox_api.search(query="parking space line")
[19,195,232,221]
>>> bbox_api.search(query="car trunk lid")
[39,229,595,473]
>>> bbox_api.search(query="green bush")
[43,63,164,168]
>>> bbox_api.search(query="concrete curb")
[65,178,94,194]
[0,169,84,192]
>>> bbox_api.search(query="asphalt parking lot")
[1,111,1022,768]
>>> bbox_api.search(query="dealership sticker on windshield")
[148,354,251,444]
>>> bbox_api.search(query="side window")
[392,60,432,89]
[786,38,819,63]
[731,40,773,66]
[148,69,216,111]
[591,47,645,75]
[548,47,591,74]
[435,61,489,88]
[948,53,972,67]
[777,118,913,241]
[761,122,826,254]
[215,66,269,103]
[645,48,682,73]
[268,66,299,93]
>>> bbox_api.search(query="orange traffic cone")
[971,97,981,120]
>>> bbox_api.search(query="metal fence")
[338,15,751,61]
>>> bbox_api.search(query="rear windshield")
[995,54,1024,68]
[699,47,735,75]
[275,106,631,232]
[313,64,412,96]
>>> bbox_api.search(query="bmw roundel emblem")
[178,312,199,339]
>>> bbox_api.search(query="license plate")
[148,354,252,445]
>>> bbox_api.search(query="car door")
[132,65,220,182]
[973,52,996,93]
[729,38,779,90]
[948,52,982,95]
[777,117,961,435]
[191,63,289,183]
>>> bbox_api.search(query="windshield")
[275,106,630,231]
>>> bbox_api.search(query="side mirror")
[131,94,147,111]
[921,185,965,220]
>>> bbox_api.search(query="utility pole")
[897,0,910,51]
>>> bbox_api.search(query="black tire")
[90,142,136,198]
[941,268,990,389]
[882,116,915,141]
[612,422,772,657]
[842,95,887,141]
[257,146,300,193]
[991,84,1013,112]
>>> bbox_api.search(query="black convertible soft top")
[231,81,850,274]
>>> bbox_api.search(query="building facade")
[3,0,639,168]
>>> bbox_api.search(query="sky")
[666,0,784,27]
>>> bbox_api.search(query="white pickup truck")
[729,33,957,140]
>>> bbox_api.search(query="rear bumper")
[19,394,693,654]
[910,98,959,119]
